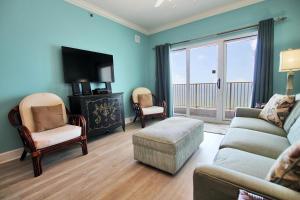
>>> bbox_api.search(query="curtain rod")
[153,16,287,49]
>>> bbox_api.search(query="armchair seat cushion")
[230,117,287,137]
[31,125,81,149]
[142,106,164,115]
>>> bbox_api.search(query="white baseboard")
[125,116,134,124]
[0,117,135,164]
[0,148,23,165]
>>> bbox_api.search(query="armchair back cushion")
[31,104,65,132]
[19,93,68,132]
[132,87,152,104]
[138,94,153,108]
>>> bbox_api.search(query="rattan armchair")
[132,87,167,128]
[8,93,88,177]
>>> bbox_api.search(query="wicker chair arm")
[133,103,144,116]
[8,106,22,127]
[133,102,140,110]
[68,114,87,137]
[152,94,167,107]
[18,126,37,152]
[161,100,167,108]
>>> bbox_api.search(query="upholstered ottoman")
[132,117,204,174]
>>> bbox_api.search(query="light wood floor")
[0,121,223,200]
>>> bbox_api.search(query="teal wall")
[0,0,149,153]
[147,0,300,94]
[1,0,300,153]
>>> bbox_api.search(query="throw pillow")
[259,94,295,128]
[266,141,300,191]
[238,190,267,200]
[138,94,153,108]
[31,104,65,132]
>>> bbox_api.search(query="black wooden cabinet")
[69,93,125,136]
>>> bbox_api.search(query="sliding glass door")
[171,34,257,122]
[223,36,257,120]
[171,43,219,120]
[189,44,218,119]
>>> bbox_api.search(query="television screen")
[62,46,114,83]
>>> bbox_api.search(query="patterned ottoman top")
[134,117,203,144]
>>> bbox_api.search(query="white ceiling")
[66,0,263,35]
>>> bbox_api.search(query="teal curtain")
[155,44,172,117]
[251,18,274,107]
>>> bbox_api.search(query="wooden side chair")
[132,87,167,128]
[8,93,88,177]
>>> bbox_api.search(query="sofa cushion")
[31,125,81,149]
[220,128,290,159]
[215,148,275,179]
[258,94,295,128]
[284,99,300,133]
[230,117,287,137]
[287,117,300,144]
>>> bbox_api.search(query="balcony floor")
[174,107,235,119]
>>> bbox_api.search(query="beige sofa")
[194,95,300,200]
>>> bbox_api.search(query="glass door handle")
[217,78,221,89]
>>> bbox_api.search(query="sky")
[171,37,257,84]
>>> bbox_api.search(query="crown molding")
[65,0,263,36]
[148,0,264,34]
[65,0,149,35]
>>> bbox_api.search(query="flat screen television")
[62,46,114,83]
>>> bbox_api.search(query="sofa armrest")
[194,164,300,200]
[235,107,262,118]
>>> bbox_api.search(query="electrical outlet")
[134,34,141,43]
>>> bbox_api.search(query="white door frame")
[186,49,191,116]
[216,40,225,122]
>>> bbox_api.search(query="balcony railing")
[173,82,253,110]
